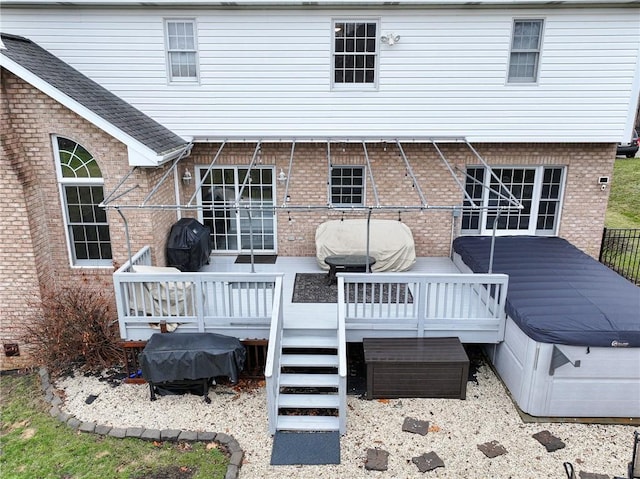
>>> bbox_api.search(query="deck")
[114,248,508,344]
[199,255,460,332]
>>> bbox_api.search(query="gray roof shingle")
[1,33,188,157]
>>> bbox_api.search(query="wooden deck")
[199,255,460,331]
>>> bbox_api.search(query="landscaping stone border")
[38,368,244,479]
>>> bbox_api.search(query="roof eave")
[1,54,186,167]
[1,0,639,6]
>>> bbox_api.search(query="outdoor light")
[277,168,288,183]
[182,169,192,186]
[381,33,401,46]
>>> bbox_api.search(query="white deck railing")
[338,272,509,344]
[113,247,284,341]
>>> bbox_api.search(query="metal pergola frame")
[101,137,523,272]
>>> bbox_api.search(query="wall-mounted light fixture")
[182,169,192,186]
[278,168,288,183]
[381,33,401,46]
[598,176,609,191]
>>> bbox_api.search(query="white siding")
[2,6,639,141]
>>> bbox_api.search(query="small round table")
[324,254,376,285]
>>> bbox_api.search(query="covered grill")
[139,332,246,402]
[166,218,212,272]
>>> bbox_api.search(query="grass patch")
[606,158,640,228]
[0,372,229,479]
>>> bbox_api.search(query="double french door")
[198,166,276,253]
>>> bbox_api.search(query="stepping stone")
[412,451,445,472]
[402,417,430,436]
[579,472,610,479]
[532,430,566,452]
[365,448,389,471]
[477,440,508,458]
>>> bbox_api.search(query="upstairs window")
[508,19,543,83]
[330,166,365,206]
[333,20,378,88]
[54,136,112,266]
[461,165,564,236]
[165,19,199,82]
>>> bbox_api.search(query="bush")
[23,286,123,376]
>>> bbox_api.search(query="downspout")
[116,207,133,270]
[489,209,502,274]
[366,208,372,273]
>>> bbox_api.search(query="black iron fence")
[599,228,640,285]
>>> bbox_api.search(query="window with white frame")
[330,166,365,206]
[333,20,378,87]
[165,19,199,82]
[54,136,112,266]
[508,19,543,83]
[461,165,564,235]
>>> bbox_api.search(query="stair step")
[281,354,339,368]
[279,373,339,388]
[282,335,338,349]
[276,415,340,432]
[278,393,340,409]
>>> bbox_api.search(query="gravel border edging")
[38,367,244,479]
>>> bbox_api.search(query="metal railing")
[599,228,640,285]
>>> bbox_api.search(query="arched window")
[53,136,112,266]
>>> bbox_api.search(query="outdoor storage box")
[363,337,469,399]
[166,218,212,272]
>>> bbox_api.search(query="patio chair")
[129,265,196,322]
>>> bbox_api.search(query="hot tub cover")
[316,219,416,272]
[453,236,640,347]
[139,332,246,384]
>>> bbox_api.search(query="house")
[1,0,638,382]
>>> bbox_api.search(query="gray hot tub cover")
[453,235,640,347]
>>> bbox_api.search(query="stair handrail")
[264,274,285,435]
[337,276,348,435]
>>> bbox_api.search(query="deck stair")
[273,328,346,434]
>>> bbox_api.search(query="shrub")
[23,286,123,376]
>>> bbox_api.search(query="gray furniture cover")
[453,236,640,347]
[315,219,416,272]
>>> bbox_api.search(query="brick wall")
[0,70,179,369]
[183,141,614,258]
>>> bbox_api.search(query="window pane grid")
[331,166,365,205]
[536,167,563,231]
[461,165,563,235]
[461,167,485,231]
[166,20,198,81]
[486,168,535,230]
[334,21,377,84]
[65,185,112,261]
[200,166,275,252]
[508,20,542,83]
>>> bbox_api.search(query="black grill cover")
[139,333,246,384]
[166,218,212,272]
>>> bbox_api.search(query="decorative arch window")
[53,136,112,266]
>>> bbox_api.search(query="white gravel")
[55,363,636,479]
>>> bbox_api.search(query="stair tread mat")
[270,431,340,465]
[292,273,414,304]
[234,254,277,264]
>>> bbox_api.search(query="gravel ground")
[55,363,636,479]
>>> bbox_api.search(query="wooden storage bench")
[363,337,469,400]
